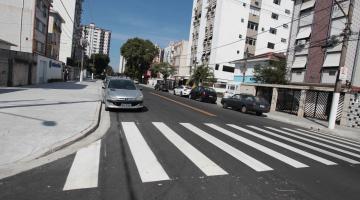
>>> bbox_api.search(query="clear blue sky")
[82,0,193,71]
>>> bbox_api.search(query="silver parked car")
[103,78,144,111]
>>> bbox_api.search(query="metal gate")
[276,88,301,115]
[256,87,273,104]
[304,91,344,123]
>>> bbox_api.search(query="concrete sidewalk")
[265,111,360,142]
[0,81,102,168]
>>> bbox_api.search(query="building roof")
[0,39,17,47]
[230,52,286,64]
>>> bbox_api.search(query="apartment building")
[47,10,65,60]
[287,0,360,86]
[82,23,111,57]
[0,0,52,55]
[172,41,190,81]
[187,0,294,84]
[52,0,84,64]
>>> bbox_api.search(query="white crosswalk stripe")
[283,128,360,153]
[63,122,359,188]
[206,124,308,168]
[63,140,101,191]
[281,128,360,159]
[295,128,360,149]
[153,122,228,176]
[229,125,337,165]
[265,127,360,164]
[121,122,170,183]
[181,123,273,172]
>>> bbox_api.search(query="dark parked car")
[189,86,217,103]
[154,82,168,91]
[221,94,270,116]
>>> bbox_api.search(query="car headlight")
[136,94,144,101]
[107,95,117,101]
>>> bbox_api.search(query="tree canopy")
[253,60,288,84]
[150,62,176,81]
[120,38,159,80]
[90,54,110,75]
[189,65,216,86]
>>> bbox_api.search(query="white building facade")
[187,0,294,84]
[82,23,111,57]
[52,0,83,64]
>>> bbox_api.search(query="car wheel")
[105,106,109,111]
[223,102,228,109]
[173,90,176,95]
[180,92,183,96]
[256,112,262,116]
[241,105,247,113]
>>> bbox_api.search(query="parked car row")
[155,82,270,116]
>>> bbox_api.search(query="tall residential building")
[187,0,294,83]
[52,0,84,64]
[172,41,190,80]
[286,0,360,87]
[47,9,65,60]
[0,0,53,55]
[82,23,111,57]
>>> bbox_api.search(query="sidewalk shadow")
[0,111,57,127]
[0,88,27,94]
[0,100,99,109]
[24,82,88,90]
[304,117,328,128]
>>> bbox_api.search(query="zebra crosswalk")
[63,122,360,191]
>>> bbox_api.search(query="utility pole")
[79,38,88,82]
[328,0,353,129]
[242,48,249,83]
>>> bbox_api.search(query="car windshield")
[108,80,136,90]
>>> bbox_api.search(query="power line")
[59,0,75,24]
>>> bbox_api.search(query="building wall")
[52,0,77,63]
[36,54,63,84]
[0,0,36,53]
[188,0,294,83]
[173,41,190,78]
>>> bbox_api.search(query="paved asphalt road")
[1,87,360,200]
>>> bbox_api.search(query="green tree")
[90,54,110,75]
[150,62,176,81]
[105,66,114,76]
[120,38,159,81]
[189,65,216,86]
[253,60,288,84]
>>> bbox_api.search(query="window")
[247,21,259,31]
[239,34,242,39]
[215,64,219,70]
[35,18,46,34]
[273,0,281,5]
[329,70,337,76]
[283,24,289,28]
[267,42,275,49]
[270,28,277,34]
[241,18,244,23]
[36,41,45,53]
[281,38,287,43]
[222,65,235,73]
[285,9,291,14]
[271,13,279,20]
[246,37,257,46]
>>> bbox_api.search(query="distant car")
[221,94,270,116]
[173,85,192,96]
[103,78,144,111]
[154,82,168,91]
[189,86,217,103]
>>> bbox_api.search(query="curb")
[14,101,103,163]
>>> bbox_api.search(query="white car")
[173,85,192,96]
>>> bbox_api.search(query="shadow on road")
[0,89,27,94]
